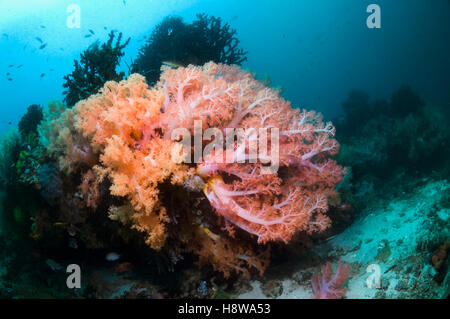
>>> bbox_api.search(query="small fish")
[17,65,22,68]
[8,64,14,68]
[89,29,95,35]
[6,72,10,76]
[338,203,352,211]
[104,26,107,30]
[123,0,127,6]
[50,68,54,72]
[106,252,121,261]
[167,28,173,36]
[40,25,46,29]
[2,33,8,38]
[162,61,184,69]
[35,37,43,43]
[8,122,12,125]
[46,259,63,271]
[322,234,338,243]
[39,43,47,50]
[202,227,220,241]
[84,34,92,38]
[40,73,45,77]
[53,222,67,227]
[7,78,13,81]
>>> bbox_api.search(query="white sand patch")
[236,179,449,299]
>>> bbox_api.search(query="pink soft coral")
[159,63,345,244]
[311,262,350,299]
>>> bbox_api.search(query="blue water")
[0,0,449,300]
[0,0,449,135]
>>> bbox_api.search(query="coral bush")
[432,241,450,271]
[18,104,43,139]
[0,129,21,188]
[193,226,270,278]
[163,63,345,244]
[132,14,247,84]
[38,62,344,277]
[38,101,97,174]
[336,87,450,187]
[63,31,130,107]
[72,74,193,249]
[37,163,63,205]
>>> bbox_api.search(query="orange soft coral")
[78,169,101,209]
[40,75,194,250]
[432,241,450,270]
[193,226,269,278]
[72,74,194,249]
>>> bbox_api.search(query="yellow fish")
[53,222,67,228]
[202,227,220,241]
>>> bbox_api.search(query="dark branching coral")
[388,86,424,117]
[337,86,425,137]
[337,90,373,137]
[132,14,247,84]
[63,31,130,107]
[190,14,248,65]
[18,104,43,139]
[0,129,21,188]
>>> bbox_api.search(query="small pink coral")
[311,262,350,299]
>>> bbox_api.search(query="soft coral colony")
[36,62,345,277]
